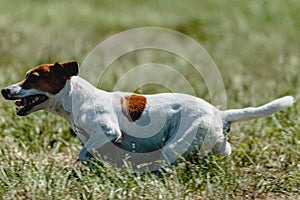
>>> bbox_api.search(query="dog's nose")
[1,88,10,99]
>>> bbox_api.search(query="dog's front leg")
[78,119,122,167]
[78,132,116,168]
[79,146,95,167]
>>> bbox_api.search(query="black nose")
[1,88,10,99]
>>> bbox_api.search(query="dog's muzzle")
[1,88,14,100]
[1,87,48,116]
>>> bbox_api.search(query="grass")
[0,0,299,199]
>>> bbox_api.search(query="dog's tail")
[223,96,294,123]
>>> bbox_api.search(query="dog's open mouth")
[15,95,48,116]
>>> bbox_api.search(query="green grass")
[0,0,299,199]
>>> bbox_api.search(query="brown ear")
[59,61,79,78]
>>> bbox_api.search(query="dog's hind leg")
[211,137,232,156]
[159,116,225,167]
[159,119,206,166]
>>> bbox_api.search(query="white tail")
[223,96,294,123]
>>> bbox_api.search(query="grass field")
[0,0,299,199]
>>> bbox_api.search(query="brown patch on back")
[121,94,147,122]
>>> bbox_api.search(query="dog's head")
[1,61,79,116]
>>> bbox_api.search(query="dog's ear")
[55,61,79,79]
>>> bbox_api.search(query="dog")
[1,61,294,170]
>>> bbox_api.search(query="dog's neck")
[45,79,73,123]
[46,76,99,125]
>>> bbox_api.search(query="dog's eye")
[25,72,40,80]
[32,72,40,77]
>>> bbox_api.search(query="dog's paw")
[79,146,95,167]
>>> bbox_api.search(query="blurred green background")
[0,0,299,199]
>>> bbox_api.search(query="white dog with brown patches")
[1,61,294,169]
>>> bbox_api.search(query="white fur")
[223,96,294,122]
[51,77,294,166]
[2,74,295,168]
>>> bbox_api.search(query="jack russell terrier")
[1,61,294,170]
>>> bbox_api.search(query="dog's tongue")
[15,98,27,107]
